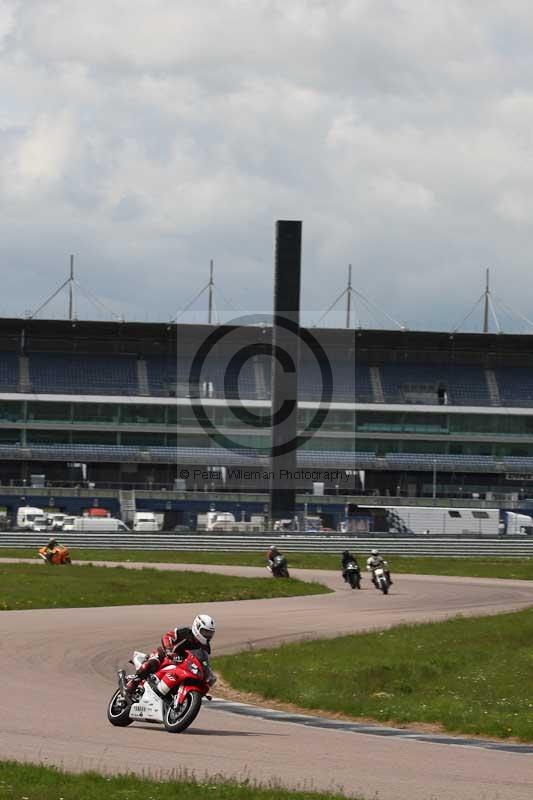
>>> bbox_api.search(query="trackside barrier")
[2,533,533,557]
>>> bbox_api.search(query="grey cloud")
[1,0,533,331]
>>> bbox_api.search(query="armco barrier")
[2,532,533,557]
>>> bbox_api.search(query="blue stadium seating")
[502,456,533,470]
[380,363,491,406]
[0,440,521,473]
[494,367,533,407]
[194,356,261,400]
[354,363,373,402]
[0,347,531,409]
[29,353,139,395]
[385,452,499,471]
[146,355,263,399]
[0,353,19,392]
[146,355,184,396]
[295,358,358,403]
[0,442,360,468]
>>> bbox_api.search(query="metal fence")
[2,532,533,557]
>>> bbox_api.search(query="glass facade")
[27,429,70,443]
[72,403,118,424]
[28,402,71,422]
[0,401,23,422]
[121,432,166,446]
[2,399,533,437]
[0,428,21,443]
[121,404,166,425]
[3,398,533,458]
[71,431,117,444]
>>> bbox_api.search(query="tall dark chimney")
[270,220,302,521]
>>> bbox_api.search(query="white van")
[133,511,159,532]
[47,513,67,531]
[503,511,533,536]
[68,517,130,533]
[16,505,49,532]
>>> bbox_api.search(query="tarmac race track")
[1,561,533,800]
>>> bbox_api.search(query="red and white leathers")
[126,627,211,692]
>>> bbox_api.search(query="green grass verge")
[1,548,532,580]
[215,607,533,741]
[0,563,329,610]
[0,761,355,800]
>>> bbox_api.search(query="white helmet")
[192,614,216,646]
[371,549,379,556]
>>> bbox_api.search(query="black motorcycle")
[344,561,361,589]
[269,554,290,578]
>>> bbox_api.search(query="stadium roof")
[0,316,532,364]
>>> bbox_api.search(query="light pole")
[432,460,437,505]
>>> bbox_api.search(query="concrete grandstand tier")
[2,319,533,500]
[0,319,530,406]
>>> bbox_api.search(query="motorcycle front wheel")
[107,689,133,726]
[164,690,202,733]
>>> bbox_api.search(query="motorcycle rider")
[267,544,283,571]
[341,550,360,582]
[125,613,216,695]
[267,544,279,566]
[267,544,289,576]
[366,549,393,585]
[42,537,59,563]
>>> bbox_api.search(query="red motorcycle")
[107,648,215,733]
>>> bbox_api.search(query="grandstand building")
[1,317,533,527]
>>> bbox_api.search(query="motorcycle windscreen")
[187,648,210,665]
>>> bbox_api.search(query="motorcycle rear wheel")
[107,689,133,726]
[164,690,202,733]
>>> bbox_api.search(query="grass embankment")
[0,563,329,610]
[0,762,354,800]
[1,548,533,580]
[216,608,533,741]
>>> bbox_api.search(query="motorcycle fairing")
[132,651,148,670]
[176,682,202,705]
[129,682,164,722]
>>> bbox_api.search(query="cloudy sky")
[1,0,533,331]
